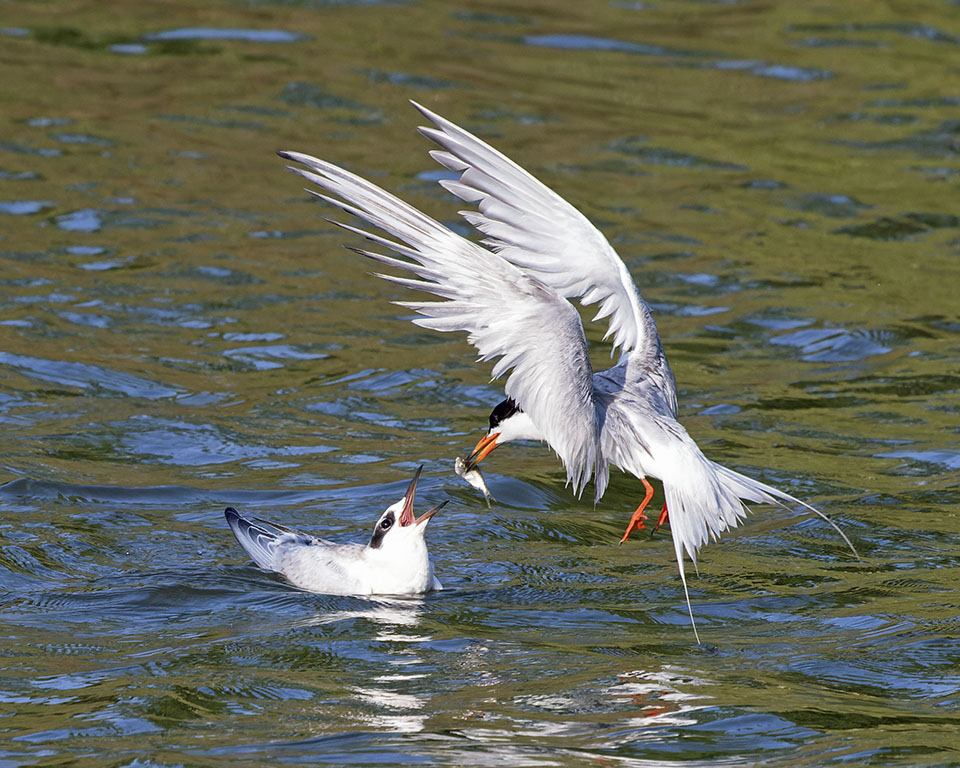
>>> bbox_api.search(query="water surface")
[2,0,959,765]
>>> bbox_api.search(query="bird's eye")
[380,518,392,530]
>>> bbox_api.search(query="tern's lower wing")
[279,150,606,500]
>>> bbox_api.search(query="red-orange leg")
[651,503,669,535]
[619,477,655,544]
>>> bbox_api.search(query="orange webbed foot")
[619,507,648,544]
[651,503,669,535]
[619,478,655,544]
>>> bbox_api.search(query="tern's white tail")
[661,452,859,643]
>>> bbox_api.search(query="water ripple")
[0,200,54,215]
[770,327,894,362]
[525,33,706,58]
[0,352,182,399]
[144,28,309,43]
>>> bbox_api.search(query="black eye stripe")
[369,510,396,549]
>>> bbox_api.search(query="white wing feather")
[278,151,605,498]
[411,101,661,359]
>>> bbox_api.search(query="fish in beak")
[454,456,495,506]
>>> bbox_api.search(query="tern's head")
[368,465,445,553]
[464,397,542,469]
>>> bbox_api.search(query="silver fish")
[455,456,495,507]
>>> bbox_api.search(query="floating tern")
[225,466,444,595]
[279,103,858,640]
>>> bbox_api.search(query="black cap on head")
[489,397,522,430]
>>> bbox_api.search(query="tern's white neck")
[492,410,543,444]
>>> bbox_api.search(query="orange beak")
[466,432,500,468]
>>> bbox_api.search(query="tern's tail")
[225,507,283,571]
[661,448,859,643]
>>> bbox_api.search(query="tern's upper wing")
[412,101,661,360]
[279,151,606,499]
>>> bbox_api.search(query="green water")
[1,1,959,765]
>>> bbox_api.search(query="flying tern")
[225,466,444,595]
[278,103,858,640]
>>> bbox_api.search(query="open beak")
[398,465,422,527]
[465,432,500,470]
[416,500,447,526]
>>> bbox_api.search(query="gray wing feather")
[226,507,284,570]
[225,507,319,571]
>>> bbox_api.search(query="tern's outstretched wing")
[412,101,661,361]
[279,151,607,499]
